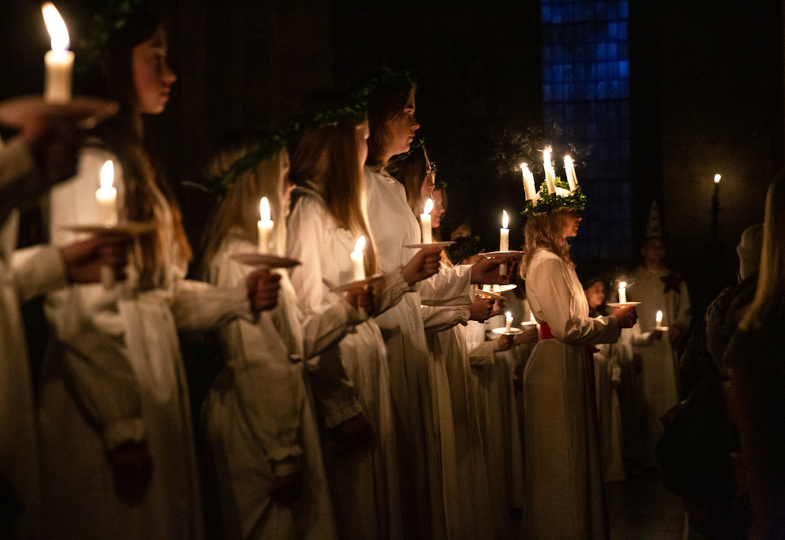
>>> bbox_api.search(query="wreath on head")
[521,178,587,217]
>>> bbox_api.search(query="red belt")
[537,321,599,355]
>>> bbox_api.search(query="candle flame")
[423,198,434,215]
[520,163,529,172]
[502,210,508,229]
[260,197,271,221]
[99,160,113,189]
[543,147,552,166]
[506,311,513,320]
[564,155,573,166]
[354,235,366,254]
[714,173,721,184]
[530,313,536,323]
[656,310,662,322]
[619,281,627,289]
[42,3,70,52]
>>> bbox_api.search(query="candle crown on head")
[521,148,586,217]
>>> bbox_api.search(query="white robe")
[422,292,496,539]
[365,166,471,539]
[41,147,252,539]
[287,187,406,540]
[522,249,620,539]
[202,233,337,539]
[0,137,62,539]
[627,265,691,466]
[593,339,626,483]
[467,315,525,534]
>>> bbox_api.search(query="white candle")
[351,236,366,281]
[618,281,627,304]
[257,197,274,254]
[530,312,536,324]
[545,166,557,194]
[500,210,509,251]
[96,160,117,226]
[564,155,578,191]
[656,310,663,329]
[505,311,513,332]
[521,163,537,201]
[543,147,552,172]
[42,3,74,103]
[421,198,433,243]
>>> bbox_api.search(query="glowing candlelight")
[564,155,578,191]
[618,281,627,304]
[656,310,663,330]
[96,160,117,226]
[500,210,509,251]
[351,236,366,281]
[42,3,74,103]
[421,198,433,243]
[530,312,536,324]
[543,147,556,194]
[505,311,513,332]
[257,197,274,254]
[714,174,721,184]
[521,163,537,201]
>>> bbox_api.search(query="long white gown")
[467,315,525,535]
[364,166,471,538]
[287,186,407,540]
[41,147,253,539]
[593,339,626,483]
[0,137,63,539]
[627,265,691,467]
[523,249,621,539]
[202,233,338,540]
[422,293,496,539]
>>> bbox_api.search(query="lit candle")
[257,197,274,254]
[564,155,578,191]
[421,198,433,243]
[530,312,536,325]
[505,311,513,333]
[96,160,117,226]
[618,281,627,304]
[500,210,509,251]
[543,148,556,194]
[521,163,537,201]
[42,3,74,103]
[351,236,366,281]
[656,310,663,330]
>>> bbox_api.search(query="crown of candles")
[520,149,587,217]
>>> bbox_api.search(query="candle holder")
[492,326,523,336]
[403,241,455,249]
[330,273,385,293]
[230,253,301,269]
[606,301,642,308]
[0,95,118,131]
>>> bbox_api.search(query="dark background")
[2,0,783,318]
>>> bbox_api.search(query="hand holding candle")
[421,198,433,243]
[42,3,74,103]
[351,236,366,281]
[257,197,274,254]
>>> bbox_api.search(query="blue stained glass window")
[542,0,632,260]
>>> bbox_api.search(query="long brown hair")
[388,146,428,216]
[740,173,785,330]
[521,208,574,277]
[363,71,417,168]
[288,99,378,275]
[201,133,290,276]
[93,6,191,283]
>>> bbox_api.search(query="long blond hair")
[289,102,378,275]
[520,208,574,277]
[740,173,785,330]
[201,134,290,276]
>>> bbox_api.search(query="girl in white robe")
[521,206,637,539]
[200,138,342,539]
[286,97,440,540]
[361,72,512,538]
[40,10,279,538]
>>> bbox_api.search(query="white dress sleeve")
[10,244,67,302]
[527,254,620,345]
[418,264,473,306]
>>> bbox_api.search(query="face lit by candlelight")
[584,281,606,309]
[561,208,582,238]
[384,90,420,157]
[430,189,446,228]
[420,150,436,202]
[355,121,370,170]
[132,27,176,114]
